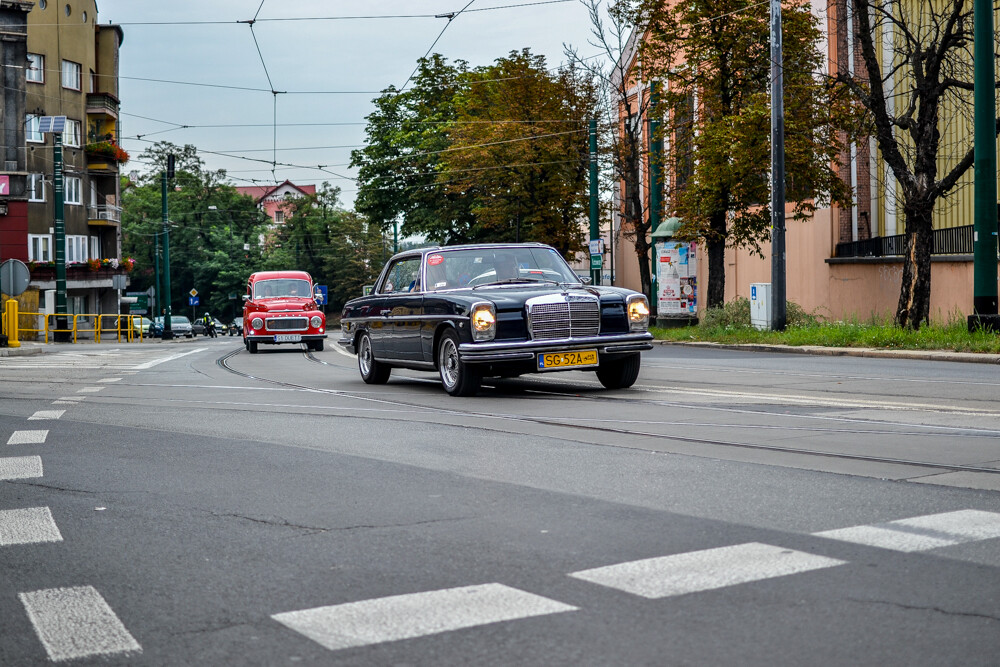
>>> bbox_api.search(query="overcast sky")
[97,0,605,207]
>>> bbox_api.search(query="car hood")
[252,298,316,311]
[451,284,629,310]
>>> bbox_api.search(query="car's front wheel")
[595,353,641,389]
[309,340,324,352]
[437,330,480,397]
[358,332,390,384]
[248,340,258,354]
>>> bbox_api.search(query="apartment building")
[23,0,126,317]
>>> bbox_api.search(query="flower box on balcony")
[84,141,130,165]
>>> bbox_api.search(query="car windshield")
[171,316,189,325]
[424,247,581,291]
[254,279,310,299]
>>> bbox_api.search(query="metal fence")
[834,225,975,258]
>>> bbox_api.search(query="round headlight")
[627,296,650,331]
[251,317,264,330]
[470,303,496,341]
[310,315,322,328]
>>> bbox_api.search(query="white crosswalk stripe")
[0,507,63,546]
[7,430,48,445]
[569,542,845,599]
[0,456,43,480]
[28,410,64,421]
[19,586,142,662]
[813,509,1000,552]
[272,583,577,652]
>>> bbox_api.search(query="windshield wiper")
[472,278,563,289]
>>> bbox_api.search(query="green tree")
[121,142,269,318]
[263,184,386,310]
[441,49,596,256]
[638,0,853,308]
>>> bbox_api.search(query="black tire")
[437,329,480,396]
[248,340,258,354]
[309,340,324,352]
[595,353,641,389]
[357,332,390,384]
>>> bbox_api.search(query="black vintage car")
[338,243,653,396]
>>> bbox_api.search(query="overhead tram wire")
[398,0,476,93]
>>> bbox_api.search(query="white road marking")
[57,397,83,402]
[331,342,356,359]
[7,430,48,445]
[0,456,43,480]
[97,378,122,383]
[569,542,845,599]
[0,507,63,546]
[19,586,142,662]
[28,410,64,420]
[77,387,104,393]
[131,348,207,369]
[272,583,577,652]
[813,509,1000,552]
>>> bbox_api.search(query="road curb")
[653,339,1000,364]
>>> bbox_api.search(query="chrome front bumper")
[458,331,653,363]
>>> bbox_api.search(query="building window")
[61,60,81,90]
[63,119,81,147]
[25,114,42,143]
[28,174,45,202]
[89,69,96,93]
[38,0,46,8]
[29,234,52,262]
[90,235,100,259]
[274,210,285,224]
[26,53,44,83]
[67,235,89,263]
[65,176,82,205]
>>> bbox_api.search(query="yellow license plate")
[537,349,598,370]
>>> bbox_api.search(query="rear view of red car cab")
[243,270,327,353]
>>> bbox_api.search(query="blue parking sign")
[314,285,328,305]
[189,296,199,306]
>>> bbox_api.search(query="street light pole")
[769,0,787,331]
[161,164,174,339]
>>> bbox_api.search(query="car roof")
[386,243,554,263]
[249,271,312,281]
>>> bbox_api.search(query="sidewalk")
[653,339,1000,364]
[0,335,203,357]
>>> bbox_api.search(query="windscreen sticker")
[427,254,444,266]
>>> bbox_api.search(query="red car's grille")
[265,317,308,331]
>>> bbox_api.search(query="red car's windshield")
[253,279,310,299]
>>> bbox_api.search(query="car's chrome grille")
[265,317,308,331]
[526,295,600,340]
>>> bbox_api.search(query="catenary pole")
[589,119,601,285]
[769,0,787,330]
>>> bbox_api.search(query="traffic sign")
[590,254,603,270]
[314,285,328,305]
[0,259,29,296]
[189,296,199,306]
[189,288,198,297]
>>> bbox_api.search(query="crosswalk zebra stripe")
[7,430,48,445]
[28,410,64,421]
[76,387,104,393]
[813,509,1000,552]
[272,583,578,652]
[19,586,142,662]
[569,542,846,599]
[0,456,43,480]
[0,507,63,546]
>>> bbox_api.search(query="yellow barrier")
[3,299,21,348]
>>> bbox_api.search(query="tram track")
[213,346,1000,477]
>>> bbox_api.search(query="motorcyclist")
[202,312,217,338]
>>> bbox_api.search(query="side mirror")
[242,294,249,302]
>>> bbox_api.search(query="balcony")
[88,205,122,225]
[86,92,120,119]
[834,225,976,258]
[27,259,135,289]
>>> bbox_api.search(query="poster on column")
[656,241,698,316]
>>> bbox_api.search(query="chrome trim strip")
[458,332,653,359]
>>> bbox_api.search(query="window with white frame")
[25,114,42,143]
[61,59,81,90]
[28,174,45,202]
[26,53,44,83]
[63,119,81,147]
[65,176,82,205]
[89,69,96,93]
[90,236,100,260]
[67,235,88,263]
[28,234,52,262]
[274,210,285,224]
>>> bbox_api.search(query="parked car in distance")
[131,316,153,338]
[338,243,653,396]
[243,270,326,353]
[228,318,243,336]
[154,315,194,338]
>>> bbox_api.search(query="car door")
[378,256,423,361]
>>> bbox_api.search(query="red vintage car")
[243,270,327,353]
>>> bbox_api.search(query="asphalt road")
[0,338,998,665]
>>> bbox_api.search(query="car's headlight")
[470,302,496,341]
[310,315,323,328]
[251,317,264,330]
[626,295,650,331]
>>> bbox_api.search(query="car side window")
[379,258,422,294]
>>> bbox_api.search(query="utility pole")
[769,0,787,331]
[649,84,663,317]
[970,0,999,331]
[589,118,601,285]
[161,155,175,339]
[40,117,69,341]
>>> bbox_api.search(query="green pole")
[649,84,662,317]
[589,119,600,285]
[161,171,174,339]
[53,132,69,341]
[154,231,160,318]
[971,0,999,330]
[393,220,399,255]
